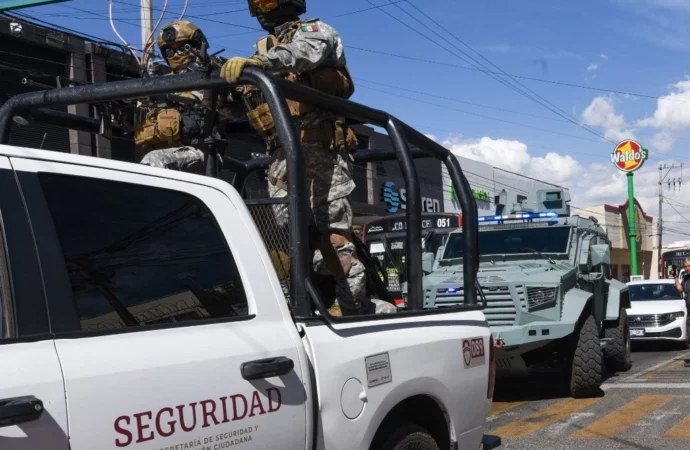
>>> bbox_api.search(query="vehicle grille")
[431,285,526,326]
[526,287,557,309]
[636,328,683,339]
[628,314,677,328]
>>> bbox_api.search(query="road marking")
[570,394,673,439]
[641,360,687,379]
[663,412,690,439]
[622,352,690,381]
[489,398,600,438]
[489,401,526,417]
[547,412,596,435]
[603,383,690,390]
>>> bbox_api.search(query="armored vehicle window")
[37,173,249,332]
[444,226,571,259]
[629,283,681,301]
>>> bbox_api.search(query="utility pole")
[658,162,683,278]
[140,0,154,72]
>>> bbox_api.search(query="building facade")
[441,155,570,216]
[584,199,655,282]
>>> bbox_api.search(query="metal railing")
[0,67,481,319]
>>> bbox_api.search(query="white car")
[626,279,689,348]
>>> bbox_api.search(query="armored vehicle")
[402,188,632,398]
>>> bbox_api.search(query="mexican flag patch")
[301,23,318,32]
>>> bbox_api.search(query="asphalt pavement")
[488,342,690,450]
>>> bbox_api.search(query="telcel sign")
[610,139,648,172]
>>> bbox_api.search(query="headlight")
[667,311,685,321]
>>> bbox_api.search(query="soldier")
[220,0,394,316]
[135,20,232,173]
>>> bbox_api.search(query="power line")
[358,84,609,147]
[3,10,138,52]
[112,0,262,31]
[367,0,612,143]
[358,78,690,145]
[26,3,690,149]
[345,46,690,106]
[399,0,612,142]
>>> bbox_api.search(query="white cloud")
[581,96,637,141]
[587,63,599,72]
[636,78,690,150]
[441,136,581,186]
[424,133,437,142]
[440,133,690,242]
[600,53,609,60]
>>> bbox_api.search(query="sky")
[17,0,690,244]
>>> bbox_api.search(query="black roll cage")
[0,67,480,318]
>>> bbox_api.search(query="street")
[489,343,690,450]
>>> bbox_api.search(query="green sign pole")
[627,172,638,276]
[0,0,72,12]
[610,139,647,278]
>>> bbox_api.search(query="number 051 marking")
[462,337,486,369]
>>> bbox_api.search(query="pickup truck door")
[11,157,307,450]
[0,156,69,450]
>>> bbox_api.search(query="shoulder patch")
[300,23,319,32]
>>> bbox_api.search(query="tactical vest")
[244,20,358,152]
[134,90,205,153]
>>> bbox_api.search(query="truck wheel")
[568,314,603,398]
[380,423,440,450]
[604,308,632,372]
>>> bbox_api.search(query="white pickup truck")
[0,68,501,450]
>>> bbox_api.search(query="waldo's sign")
[610,140,648,172]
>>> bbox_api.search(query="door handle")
[241,357,294,380]
[0,395,44,428]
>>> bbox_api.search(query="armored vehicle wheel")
[380,423,440,450]
[568,314,603,398]
[603,308,632,372]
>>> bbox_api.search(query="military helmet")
[247,0,306,17]
[156,20,209,70]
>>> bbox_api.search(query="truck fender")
[604,278,630,321]
[364,377,455,449]
[562,288,593,331]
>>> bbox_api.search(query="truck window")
[37,173,249,332]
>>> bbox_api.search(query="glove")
[220,56,266,84]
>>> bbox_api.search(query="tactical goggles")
[248,0,278,16]
[163,44,193,58]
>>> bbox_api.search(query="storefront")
[348,125,445,230]
[585,199,655,282]
[441,155,570,216]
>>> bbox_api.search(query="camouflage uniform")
[267,20,370,316]
[136,21,231,173]
[225,18,390,315]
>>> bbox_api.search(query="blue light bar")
[477,210,560,223]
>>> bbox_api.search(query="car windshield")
[442,226,570,260]
[629,284,681,301]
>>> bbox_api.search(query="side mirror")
[590,244,611,266]
[422,252,435,274]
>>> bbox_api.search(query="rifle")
[198,42,223,177]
